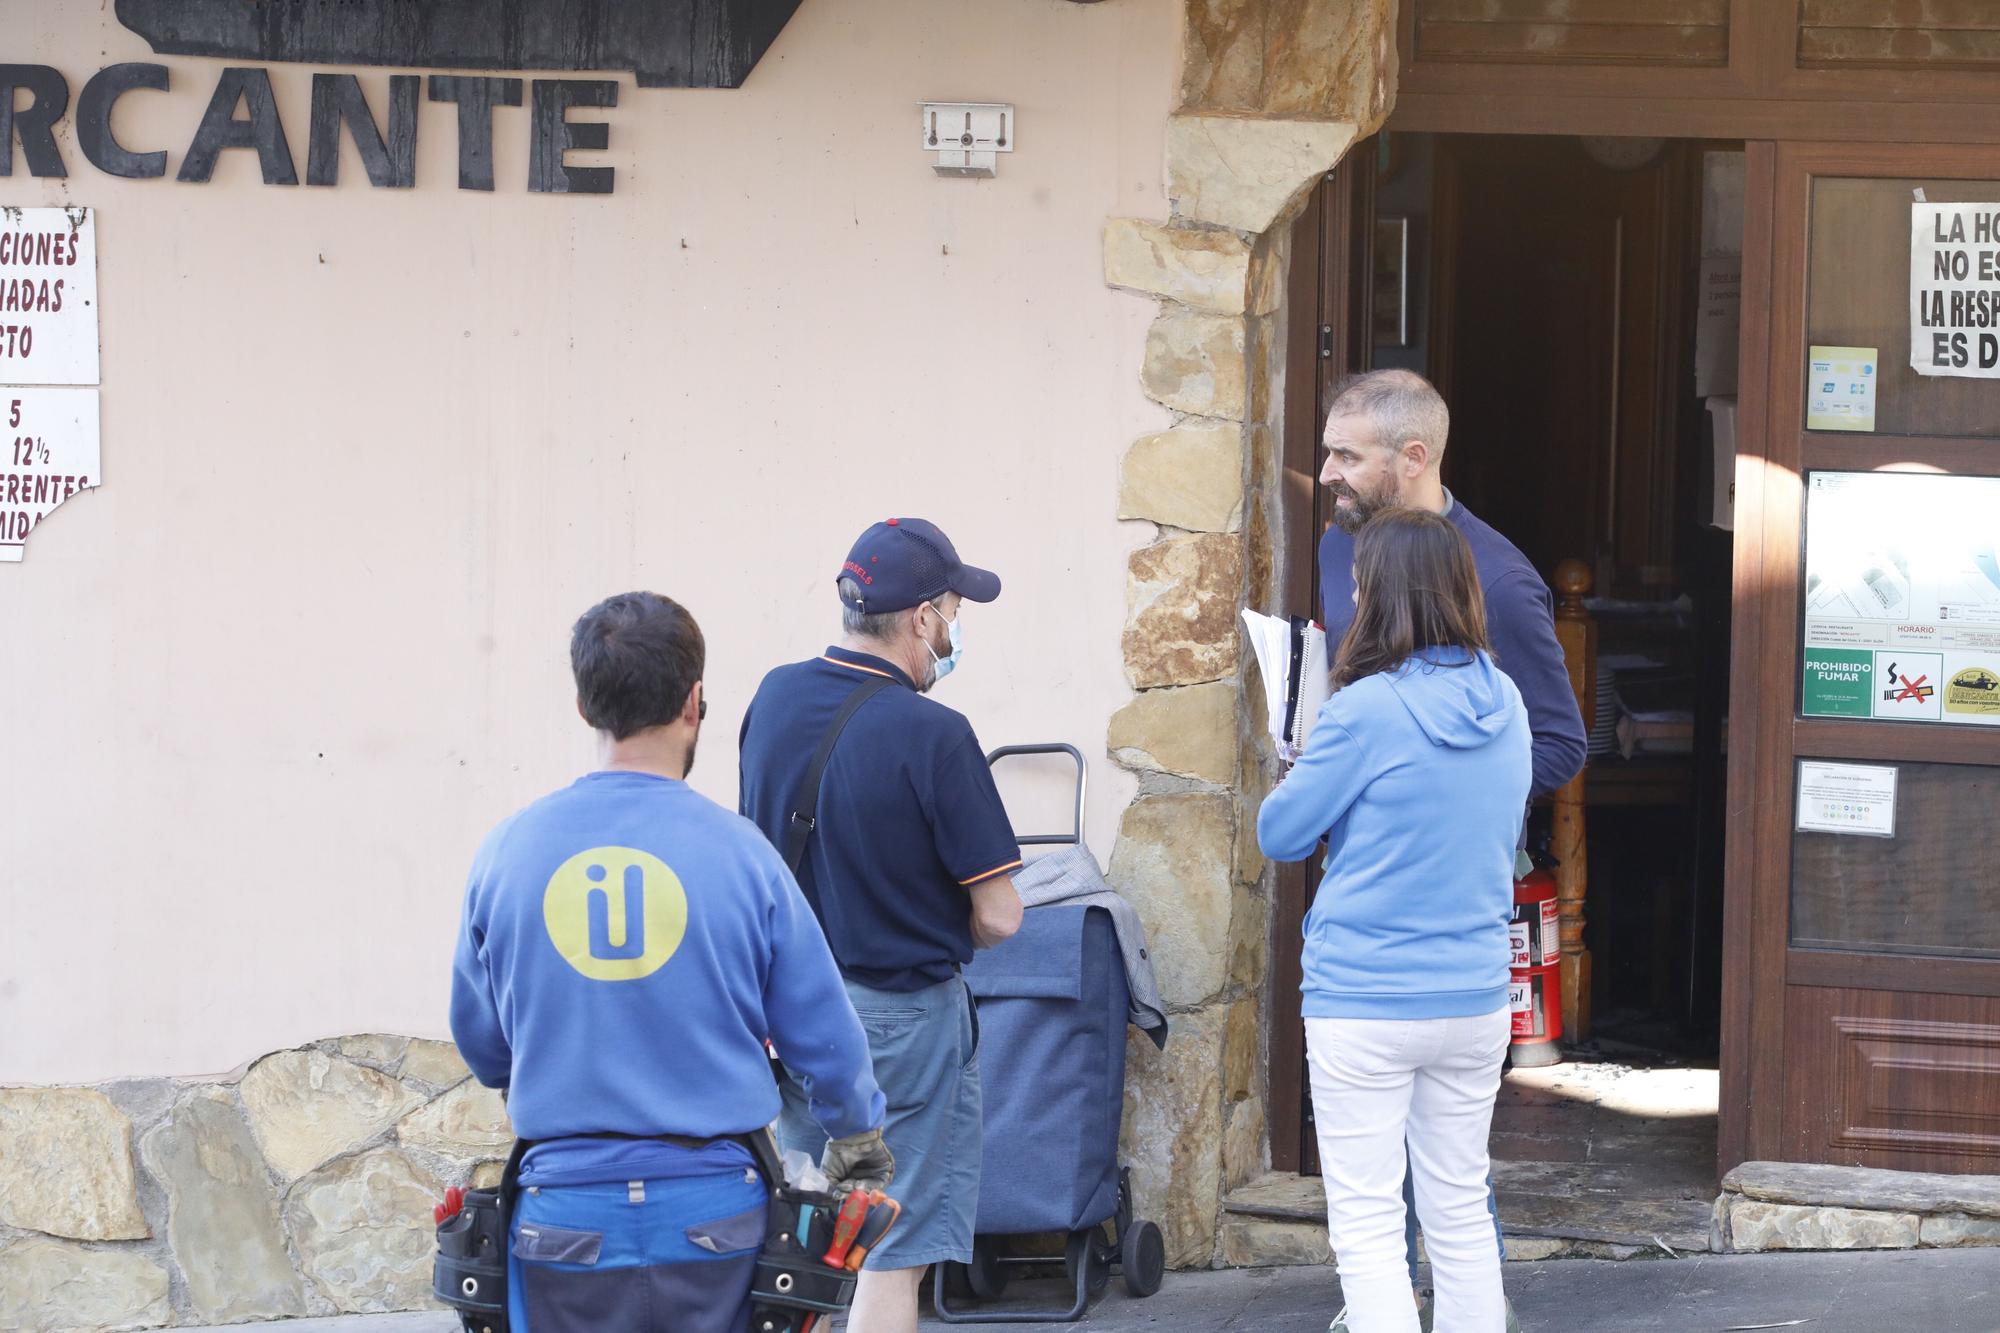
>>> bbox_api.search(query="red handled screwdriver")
[820,1189,871,1268]
[843,1193,902,1272]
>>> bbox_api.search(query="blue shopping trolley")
[932,744,1167,1323]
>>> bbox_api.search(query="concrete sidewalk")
[192,1246,2000,1333]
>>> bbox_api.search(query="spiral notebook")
[1241,610,1331,761]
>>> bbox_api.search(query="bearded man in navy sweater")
[1313,369,1585,1333]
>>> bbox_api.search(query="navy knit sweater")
[1317,493,1587,800]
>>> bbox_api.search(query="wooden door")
[1431,136,1696,598]
[1270,146,1375,1175]
[1721,142,2000,1174]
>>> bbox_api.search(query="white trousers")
[1305,1008,1511,1333]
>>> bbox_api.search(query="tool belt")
[740,1129,859,1333]
[431,1130,882,1333]
[432,1137,523,1333]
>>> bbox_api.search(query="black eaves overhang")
[115,0,805,90]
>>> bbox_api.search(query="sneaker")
[1328,1309,1351,1333]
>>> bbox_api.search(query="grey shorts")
[779,975,982,1270]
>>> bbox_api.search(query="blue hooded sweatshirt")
[1256,649,1531,1020]
[450,772,884,1182]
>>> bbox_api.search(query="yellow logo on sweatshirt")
[543,847,687,981]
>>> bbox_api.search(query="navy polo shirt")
[737,646,1023,993]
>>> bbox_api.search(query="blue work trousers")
[507,1168,767,1333]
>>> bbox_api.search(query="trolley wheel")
[1121,1220,1165,1298]
[1064,1229,1110,1299]
[965,1236,1009,1301]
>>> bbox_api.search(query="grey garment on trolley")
[1012,845,1169,1049]
[779,974,982,1269]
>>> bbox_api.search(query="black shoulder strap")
[783,677,891,875]
[497,1133,533,1202]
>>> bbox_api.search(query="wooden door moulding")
[1780,988,2000,1172]
[1718,139,1779,1177]
[1792,719,2000,766]
[1389,94,2000,146]
[1396,0,2000,133]
[1269,148,1377,1177]
[1268,172,1329,1178]
[1802,436,2000,474]
[1788,949,2000,1001]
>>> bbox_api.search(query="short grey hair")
[1327,369,1449,462]
[837,578,948,641]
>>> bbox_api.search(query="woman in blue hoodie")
[1258,508,1531,1333]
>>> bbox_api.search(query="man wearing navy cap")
[740,518,1025,1333]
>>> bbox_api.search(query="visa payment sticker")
[1806,345,1877,432]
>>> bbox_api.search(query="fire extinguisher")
[1509,856,1564,1068]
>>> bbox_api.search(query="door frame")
[1270,147,1375,1174]
[1719,139,2000,1170]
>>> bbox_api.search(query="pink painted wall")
[0,0,1180,1083]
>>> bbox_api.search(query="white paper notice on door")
[1796,760,1898,838]
[1911,202,2000,378]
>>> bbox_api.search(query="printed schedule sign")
[0,208,98,386]
[1802,471,2000,727]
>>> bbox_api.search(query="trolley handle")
[985,743,1087,847]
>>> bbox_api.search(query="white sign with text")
[1909,202,2000,378]
[0,207,99,386]
[0,388,101,561]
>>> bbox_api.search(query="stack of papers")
[1241,610,1331,762]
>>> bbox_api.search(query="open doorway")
[1266,132,1743,1251]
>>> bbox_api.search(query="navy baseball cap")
[837,518,1002,614]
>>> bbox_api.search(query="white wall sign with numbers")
[0,388,100,561]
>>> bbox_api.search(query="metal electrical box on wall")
[921,103,1014,177]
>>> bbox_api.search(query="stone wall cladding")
[0,1036,510,1331]
[1182,0,1399,130]
[1096,0,1392,1274]
[1102,117,1310,1270]
[0,1088,152,1242]
[1713,1162,2000,1255]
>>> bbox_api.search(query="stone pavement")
[195,1246,2000,1333]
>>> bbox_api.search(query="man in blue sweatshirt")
[1314,369,1584,1333]
[449,591,892,1333]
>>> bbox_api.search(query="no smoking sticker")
[1872,650,1944,721]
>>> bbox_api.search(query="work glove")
[821,1128,895,1195]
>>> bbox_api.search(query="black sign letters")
[2,64,620,194]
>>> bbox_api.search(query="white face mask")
[924,605,965,684]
